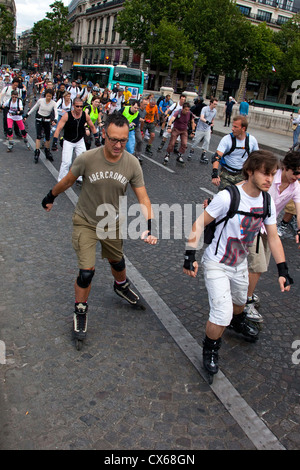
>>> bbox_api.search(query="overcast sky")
[15,0,70,35]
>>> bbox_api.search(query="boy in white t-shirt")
[183,150,293,380]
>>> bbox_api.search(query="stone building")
[65,0,143,71]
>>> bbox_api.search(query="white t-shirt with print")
[203,184,276,267]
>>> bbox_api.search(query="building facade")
[65,0,143,71]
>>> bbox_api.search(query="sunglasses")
[74,105,83,108]
[292,170,300,176]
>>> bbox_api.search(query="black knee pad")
[7,128,13,137]
[77,269,95,288]
[21,129,27,137]
[109,256,125,272]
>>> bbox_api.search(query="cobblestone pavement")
[0,109,299,451]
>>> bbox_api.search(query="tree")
[246,23,282,81]
[185,0,251,93]
[274,13,300,91]
[0,4,15,62]
[31,1,71,77]
[116,0,195,75]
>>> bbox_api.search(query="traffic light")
[105,56,110,64]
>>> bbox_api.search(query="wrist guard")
[42,189,57,209]
[277,262,294,287]
[52,137,58,150]
[211,168,218,179]
[183,250,196,271]
[147,219,158,238]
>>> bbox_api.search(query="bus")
[71,64,144,99]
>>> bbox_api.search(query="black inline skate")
[227,311,259,342]
[200,152,208,164]
[34,148,40,164]
[114,279,145,310]
[202,336,221,384]
[73,302,88,350]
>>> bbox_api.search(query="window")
[238,5,251,16]
[257,9,272,22]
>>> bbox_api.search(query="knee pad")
[7,128,13,137]
[21,129,27,137]
[77,269,95,288]
[109,256,125,272]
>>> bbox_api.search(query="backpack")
[204,184,271,255]
[221,132,250,172]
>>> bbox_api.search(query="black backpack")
[204,184,271,255]
[221,132,250,172]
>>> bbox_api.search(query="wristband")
[147,219,158,238]
[212,168,218,179]
[277,262,294,287]
[184,250,196,271]
[42,189,57,209]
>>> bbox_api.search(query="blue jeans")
[126,130,135,154]
[293,125,300,147]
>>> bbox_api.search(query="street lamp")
[164,50,174,88]
[186,50,199,92]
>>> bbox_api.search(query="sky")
[15,0,70,35]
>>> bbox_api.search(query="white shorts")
[202,258,248,326]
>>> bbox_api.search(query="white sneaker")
[244,303,263,323]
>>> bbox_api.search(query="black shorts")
[35,114,51,140]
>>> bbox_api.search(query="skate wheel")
[75,339,83,351]
[133,301,146,311]
[207,373,214,385]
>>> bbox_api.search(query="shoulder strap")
[214,185,240,255]
[222,133,235,158]
[262,190,271,219]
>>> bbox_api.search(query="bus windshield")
[112,67,143,85]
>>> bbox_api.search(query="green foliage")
[273,13,300,85]
[0,5,14,44]
[31,1,72,75]
[31,1,71,54]
[116,0,300,87]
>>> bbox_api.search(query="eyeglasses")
[293,170,300,176]
[74,105,83,108]
[105,131,128,145]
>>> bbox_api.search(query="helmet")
[111,98,117,103]
[87,81,93,87]
[92,86,100,92]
